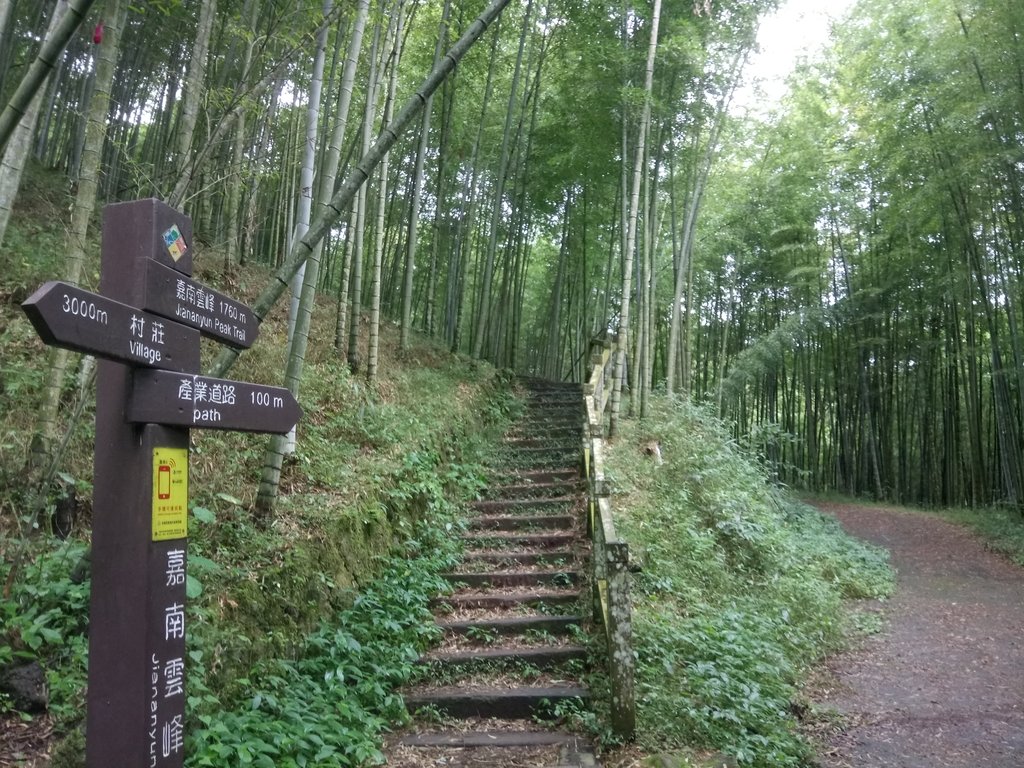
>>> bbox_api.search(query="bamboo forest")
[2,0,1024,766]
[3,0,1023,509]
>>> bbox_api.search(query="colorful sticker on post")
[152,447,188,541]
[163,224,188,262]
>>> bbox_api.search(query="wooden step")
[461,551,576,567]
[467,514,575,531]
[443,570,580,589]
[484,480,582,499]
[437,614,583,636]
[502,436,559,447]
[491,468,580,485]
[497,445,579,457]
[460,531,578,549]
[404,685,589,719]
[497,463,581,474]
[517,418,581,429]
[420,645,587,669]
[506,425,581,439]
[471,497,576,514]
[398,730,589,748]
[430,590,581,611]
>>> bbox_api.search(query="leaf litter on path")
[806,502,1024,767]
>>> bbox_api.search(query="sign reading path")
[129,370,301,434]
[21,198,300,768]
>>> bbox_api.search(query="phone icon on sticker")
[158,464,171,499]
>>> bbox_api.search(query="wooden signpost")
[21,198,301,768]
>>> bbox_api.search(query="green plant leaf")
[192,506,216,524]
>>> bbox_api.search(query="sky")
[732,0,857,115]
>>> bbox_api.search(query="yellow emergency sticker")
[152,447,188,541]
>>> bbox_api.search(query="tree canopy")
[2,0,1022,510]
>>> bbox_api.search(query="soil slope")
[811,502,1024,767]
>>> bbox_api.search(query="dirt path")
[809,502,1024,767]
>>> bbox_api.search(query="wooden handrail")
[581,336,635,739]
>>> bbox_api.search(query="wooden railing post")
[606,541,635,739]
[592,523,606,627]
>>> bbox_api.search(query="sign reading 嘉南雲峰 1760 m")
[143,260,259,349]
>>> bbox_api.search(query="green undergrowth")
[186,518,462,767]
[916,506,1024,566]
[605,397,894,767]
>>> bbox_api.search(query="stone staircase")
[393,378,598,767]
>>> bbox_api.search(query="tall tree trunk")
[367,2,405,383]
[253,0,334,520]
[403,0,449,349]
[447,15,500,352]
[610,0,661,437]
[29,0,129,472]
[0,0,98,152]
[321,0,370,352]
[224,0,258,269]
[471,0,533,360]
[665,58,737,395]
[423,9,456,337]
[0,0,70,249]
[335,205,358,349]
[0,0,16,87]
[544,193,570,378]
[348,11,387,374]
[170,0,216,209]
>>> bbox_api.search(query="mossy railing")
[582,338,635,739]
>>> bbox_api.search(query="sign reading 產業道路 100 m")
[129,369,301,435]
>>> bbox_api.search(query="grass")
[913,506,1024,566]
[603,396,894,767]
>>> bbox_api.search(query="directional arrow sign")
[22,281,200,372]
[128,370,302,434]
[143,260,259,349]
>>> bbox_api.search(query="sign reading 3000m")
[21,281,200,371]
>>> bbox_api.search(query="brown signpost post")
[21,198,301,767]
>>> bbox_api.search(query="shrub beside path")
[809,501,1024,767]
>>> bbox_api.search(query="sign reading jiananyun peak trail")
[20,198,300,768]
[143,260,259,348]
